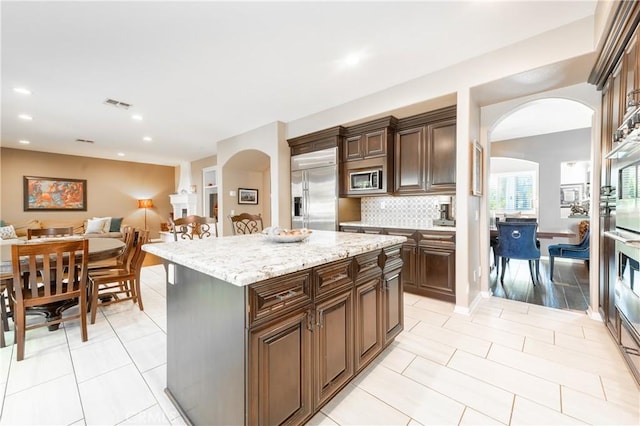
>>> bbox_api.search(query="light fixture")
[344,53,361,66]
[13,87,32,95]
[132,114,143,121]
[18,140,30,145]
[138,198,153,230]
[143,136,152,142]
[18,114,33,121]
[117,152,125,157]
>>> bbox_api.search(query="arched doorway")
[221,149,271,236]
[485,97,596,311]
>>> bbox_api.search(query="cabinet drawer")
[248,271,312,326]
[418,231,455,245]
[313,259,353,299]
[354,251,382,282]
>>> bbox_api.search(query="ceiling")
[1,1,597,166]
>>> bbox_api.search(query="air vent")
[75,138,95,144]
[103,98,132,109]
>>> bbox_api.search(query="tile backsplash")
[361,195,455,224]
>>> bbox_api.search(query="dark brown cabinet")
[248,309,313,426]
[346,227,456,303]
[417,239,456,303]
[382,266,403,344]
[395,106,456,195]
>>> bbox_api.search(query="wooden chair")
[27,227,74,239]
[89,225,135,271]
[11,239,89,361]
[229,213,263,235]
[87,230,149,324]
[0,276,11,348]
[172,215,217,240]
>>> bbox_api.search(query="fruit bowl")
[264,227,312,243]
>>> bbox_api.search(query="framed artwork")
[471,140,483,196]
[560,183,583,207]
[238,188,258,205]
[23,176,87,211]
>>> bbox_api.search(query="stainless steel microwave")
[617,160,640,234]
[349,169,383,191]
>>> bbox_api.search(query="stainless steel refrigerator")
[291,147,338,230]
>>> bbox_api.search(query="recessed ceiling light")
[18,139,30,145]
[13,87,32,95]
[117,152,125,157]
[132,114,143,121]
[143,136,152,142]
[344,53,361,67]
[18,114,33,121]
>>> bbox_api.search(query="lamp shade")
[138,199,153,208]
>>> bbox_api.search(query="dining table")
[0,237,126,330]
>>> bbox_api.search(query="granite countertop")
[340,221,456,232]
[142,230,406,287]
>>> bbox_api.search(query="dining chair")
[87,229,149,324]
[228,213,263,235]
[548,225,590,281]
[0,276,11,348]
[172,215,217,240]
[27,227,74,239]
[11,239,89,361]
[495,221,541,285]
[89,225,135,271]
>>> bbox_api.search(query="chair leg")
[80,293,88,342]
[500,257,507,284]
[0,292,9,332]
[15,306,25,361]
[535,260,540,284]
[134,278,144,311]
[90,280,100,325]
[549,256,555,281]
[528,260,536,285]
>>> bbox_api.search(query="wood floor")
[490,257,590,311]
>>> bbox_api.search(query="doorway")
[486,97,595,311]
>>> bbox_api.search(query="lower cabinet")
[248,309,314,426]
[247,245,402,425]
[417,240,456,303]
[313,289,354,407]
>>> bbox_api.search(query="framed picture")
[23,176,87,211]
[238,188,258,205]
[471,140,483,196]
[560,183,583,207]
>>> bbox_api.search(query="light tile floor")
[1,265,638,425]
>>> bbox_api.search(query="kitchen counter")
[142,229,406,286]
[145,230,406,425]
[340,221,456,232]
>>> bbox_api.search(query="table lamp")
[138,198,153,230]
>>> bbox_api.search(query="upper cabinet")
[288,126,346,156]
[395,106,457,195]
[342,117,397,162]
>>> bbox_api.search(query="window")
[489,171,537,214]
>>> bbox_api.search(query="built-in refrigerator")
[291,147,338,230]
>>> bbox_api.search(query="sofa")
[0,216,127,242]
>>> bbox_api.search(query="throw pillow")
[93,216,112,233]
[109,217,123,232]
[85,218,107,234]
[0,225,17,240]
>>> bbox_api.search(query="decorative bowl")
[264,228,312,243]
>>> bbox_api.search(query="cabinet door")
[387,231,417,290]
[344,135,363,161]
[313,290,354,408]
[426,118,456,192]
[383,269,403,345]
[248,309,313,426]
[418,243,456,303]
[364,129,386,157]
[354,277,382,371]
[395,126,426,193]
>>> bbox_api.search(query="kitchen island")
[143,230,406,425]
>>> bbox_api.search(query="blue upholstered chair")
[548,228,590,281]
[495,222,541,285]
